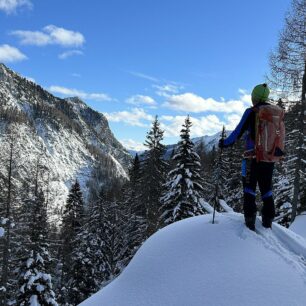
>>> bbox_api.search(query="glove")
[218,139,224,149]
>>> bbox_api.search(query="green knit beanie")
[251,83,270,104]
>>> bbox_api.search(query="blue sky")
[0,0,291,150]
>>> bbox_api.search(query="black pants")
[242,159,275,220]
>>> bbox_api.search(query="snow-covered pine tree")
[126,154,144,218]
[160,116,205,226]
[60,180,85,304]
[64,190,108,305]
[102,199,126,281]
[223,141,244,212]
[65,227,97,305]
[122,154,146,261]
[140,116,168,237]
[219,133,245,212]
[17,189,57,305]
[201,144,217,202]
[17,249,57,306]
[89,190,123,285]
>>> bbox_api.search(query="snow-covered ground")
[81,212,306,306]
[290,213,306,240]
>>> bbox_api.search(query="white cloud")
[153,83,183,97]
[49,86,112,102]
[163,91,251,114]
[126,94,156,106]
[58,50,83,59]
[129,71,159,82]
[238,89,252,103]
[0,44,27,62]
[105,107,233,138]
[120,139,146,152]
[11,25,85,47]
[104,105,242,141]
[224,114,241,131]
[12,30,50,46]
[160,114,224,137]
[104,108,154,127]
[0,0,32,14]
[71,73,81,78]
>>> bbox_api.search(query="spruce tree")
[140,116,168,236]
[17,190,57,305]
[217,129,244,212]
[122,154,146,260]
[102,199,125,281]
[17,250,57,306]
[65,228,97,305]
[66,191,108,304]
[223,140,244,212]
[127,154,144,218]
[60,180,84,304]
[160,116,205,225]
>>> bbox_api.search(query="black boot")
[262,216,272,228]
[245,215,256,231]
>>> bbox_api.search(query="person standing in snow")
[219,84,285,230]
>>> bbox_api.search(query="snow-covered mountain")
[164,131,223,159]
[81,212,306,306]
[129,132,224,159]
[0,63,131,222]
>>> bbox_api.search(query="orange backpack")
[254,104,285,162]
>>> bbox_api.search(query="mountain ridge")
[0,63,131,223]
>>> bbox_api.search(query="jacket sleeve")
[223,108,253,147]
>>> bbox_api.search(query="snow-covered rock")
[81,213,306,306]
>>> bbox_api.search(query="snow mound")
[80,213,306,306]
[290,214,306,240]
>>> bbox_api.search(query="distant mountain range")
[129,131,225,158]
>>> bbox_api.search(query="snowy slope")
[0,63,131,222]
[290,214,306,240]
[81,212,306,306]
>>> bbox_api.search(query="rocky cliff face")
[0,63,131,223]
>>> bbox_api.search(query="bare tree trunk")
[291,61,306,222]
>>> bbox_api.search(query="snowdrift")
[80,213,306,306]
[290,214,306,240]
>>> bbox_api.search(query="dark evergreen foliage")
[139,116,168,236]
[60,180,85,304]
